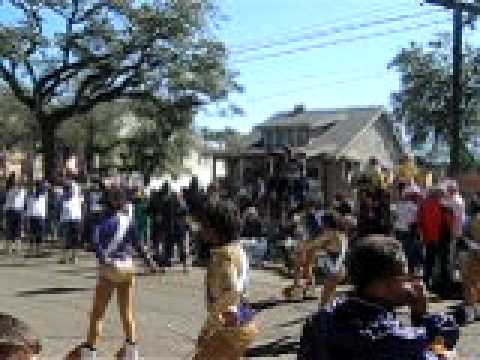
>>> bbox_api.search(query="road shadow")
[55,267,97,275]
[16,286,91,297]
[245,335,299,358]
[277,316,307,329]
[0,262,33,268]
[249,298,306,313]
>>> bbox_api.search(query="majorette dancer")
[191,197,258,360]
[66,188,155,360]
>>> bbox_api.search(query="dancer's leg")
[86,276,114,347]
[117,276,136,343]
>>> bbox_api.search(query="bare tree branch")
[0,62,34,110]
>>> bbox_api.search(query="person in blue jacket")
[298,235,459,360]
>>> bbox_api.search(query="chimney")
[292,104,306,115]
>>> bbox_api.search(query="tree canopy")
[0,0,238,181]
[389,35,480,169]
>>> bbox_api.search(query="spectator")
[133,187,150,264]
[298,235,459,360]
[459,208,480,323]
[59,180,84,264]
[25,181,48,258]
[0,313,41,360]
[4,174,26,255]
[394,186,422,275]
[417,188,444,290]
[162,191,190,272]
[148,183,169,268]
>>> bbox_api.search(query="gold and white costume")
[194,242,258,360]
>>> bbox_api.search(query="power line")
[233,18,450,64]
[243,71,394,104]
[232,10,447,59]
[231,8,444,55]
[229,1,416,52]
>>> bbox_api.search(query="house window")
[263,130,272,147]
[278,129,289,146]
[298,130,308,146]
[307,167,318,178]
[288,129,296,146]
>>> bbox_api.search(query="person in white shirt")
[25,181,49,257]
[4,175,26,255]
[60,180,84,264]
[441,180,466,280]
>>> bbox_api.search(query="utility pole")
[424,0,480,178]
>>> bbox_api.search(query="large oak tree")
[0,0,237,182]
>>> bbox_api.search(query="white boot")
[125,343,139,360]
[117,343,139,360]
[80,347,97,360]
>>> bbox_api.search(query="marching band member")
[192,198,258,360]
[66,188,155,360]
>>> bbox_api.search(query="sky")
[195,0,479,132]
[1,0,478,134]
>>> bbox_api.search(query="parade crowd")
[0,150,479,359]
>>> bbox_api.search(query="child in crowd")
[25,181,48,257]
[67,188,155,360]
[4,174,26,255]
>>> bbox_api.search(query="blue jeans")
[396,230,423,273]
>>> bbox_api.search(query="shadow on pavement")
[55,267,97,275]
[245,335,299,358]
[17,287,91,297]
[0,263,33,268]
[249,299,304,313]
[249,296,318,314]
[277,316,307,329]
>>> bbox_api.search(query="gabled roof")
[297,106,387,158]
[258,105,384,128]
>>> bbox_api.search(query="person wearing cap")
[298,236,459,360]
[0,313,41,360]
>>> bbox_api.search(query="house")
[210,105,403,202]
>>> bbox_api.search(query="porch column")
[239,157,245,186]
[212,156,217,183]
[269,156,274,176]
[301,157,307,177]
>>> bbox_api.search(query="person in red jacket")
[417,188,444,289]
